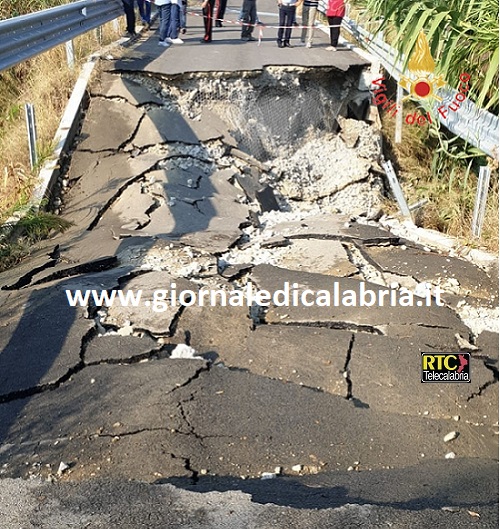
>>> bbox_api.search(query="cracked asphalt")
[0,2,498,527]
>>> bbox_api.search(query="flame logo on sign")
[400,31,445,101]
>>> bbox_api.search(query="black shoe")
[284,41,293,47]
[123,31,137,38]
[215,21,222,27]
[277,40,284,48]
[200,38,212,43]
[181,28,186,34]
[247,36,257,41]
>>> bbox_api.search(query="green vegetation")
[352,0,498,250]
[0,211,72,272]
[0,1,123,271]
[0,1,66,19]
[358,0,499,110]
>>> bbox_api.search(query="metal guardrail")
[0,0,123,72]
[0,2,497,158]
[342,16,499,159]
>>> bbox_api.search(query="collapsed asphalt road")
[0,6,498,527]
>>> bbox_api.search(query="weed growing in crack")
[0,211,72,273]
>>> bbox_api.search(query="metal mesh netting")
[158,68,353,161]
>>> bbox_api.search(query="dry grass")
[380,102,499,253]
[0,19,125,219]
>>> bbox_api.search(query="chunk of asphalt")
[255,185,280,213]
[236,174,260,201]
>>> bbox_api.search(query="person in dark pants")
[201,0,216,42]
[137,0,152,24]
[215,0,227,27]
[277,0,300,47]
[122,0,136,36]
[241,0,257,41]
[325,0,345,50]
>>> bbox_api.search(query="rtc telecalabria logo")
[400,30,446,101]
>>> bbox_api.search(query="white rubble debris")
[57,462,70,475]
[170,344,202,360]
[443,431,459,443]
[454,304,499,335]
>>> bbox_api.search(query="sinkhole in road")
[151,67,385,214]
[157,67,365,161]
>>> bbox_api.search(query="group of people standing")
[122,0,186,44]
[122,0,345,49]
[122,0,151,37]
[277,0,345,49]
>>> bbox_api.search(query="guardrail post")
[471,166,491,238]
[95,25,103,44]
[65,40,75,69]
[382,159,412,219]
[24,103,38,170]
[395,84,403,143]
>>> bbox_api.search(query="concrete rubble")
[0,13,498,527]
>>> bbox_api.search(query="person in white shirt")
[152,0,184,46]
[168,0,184,43]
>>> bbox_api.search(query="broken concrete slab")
[349,333,493,412]
[84,334,161,364]
[0,429,192,482]
[77,98,143,152]
[270,214,399,245]
[94,166,247,251]
[108,181,157,230]
[175,304,252,360]
[188,108,237,145]
[235,171,261,201]
[0,359,207,481]
[65,150,99,183]
[104,271,196,335]
[182,457,498,514]
[244,325,351,396]
[255,185,280,212]
[365,245,499,303]
[476,331,499,364]
[219,263,254,280]
[0,286,92,397]
[63,151,158,227]
[274,239,358,277]
[92,72,164,106]
[250,264,470,336]
[56,227,141,266]
[0,249,62,291]
[133,107,200,147]
[116,239,217,278]
[163,365,494,477]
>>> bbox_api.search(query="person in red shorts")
[325,0,345,51]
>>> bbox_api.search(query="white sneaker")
[158,40,170,47]
[325,46,337,51]
[306,42,312,48]
[165,37,173,43]
[170,37,184,44]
